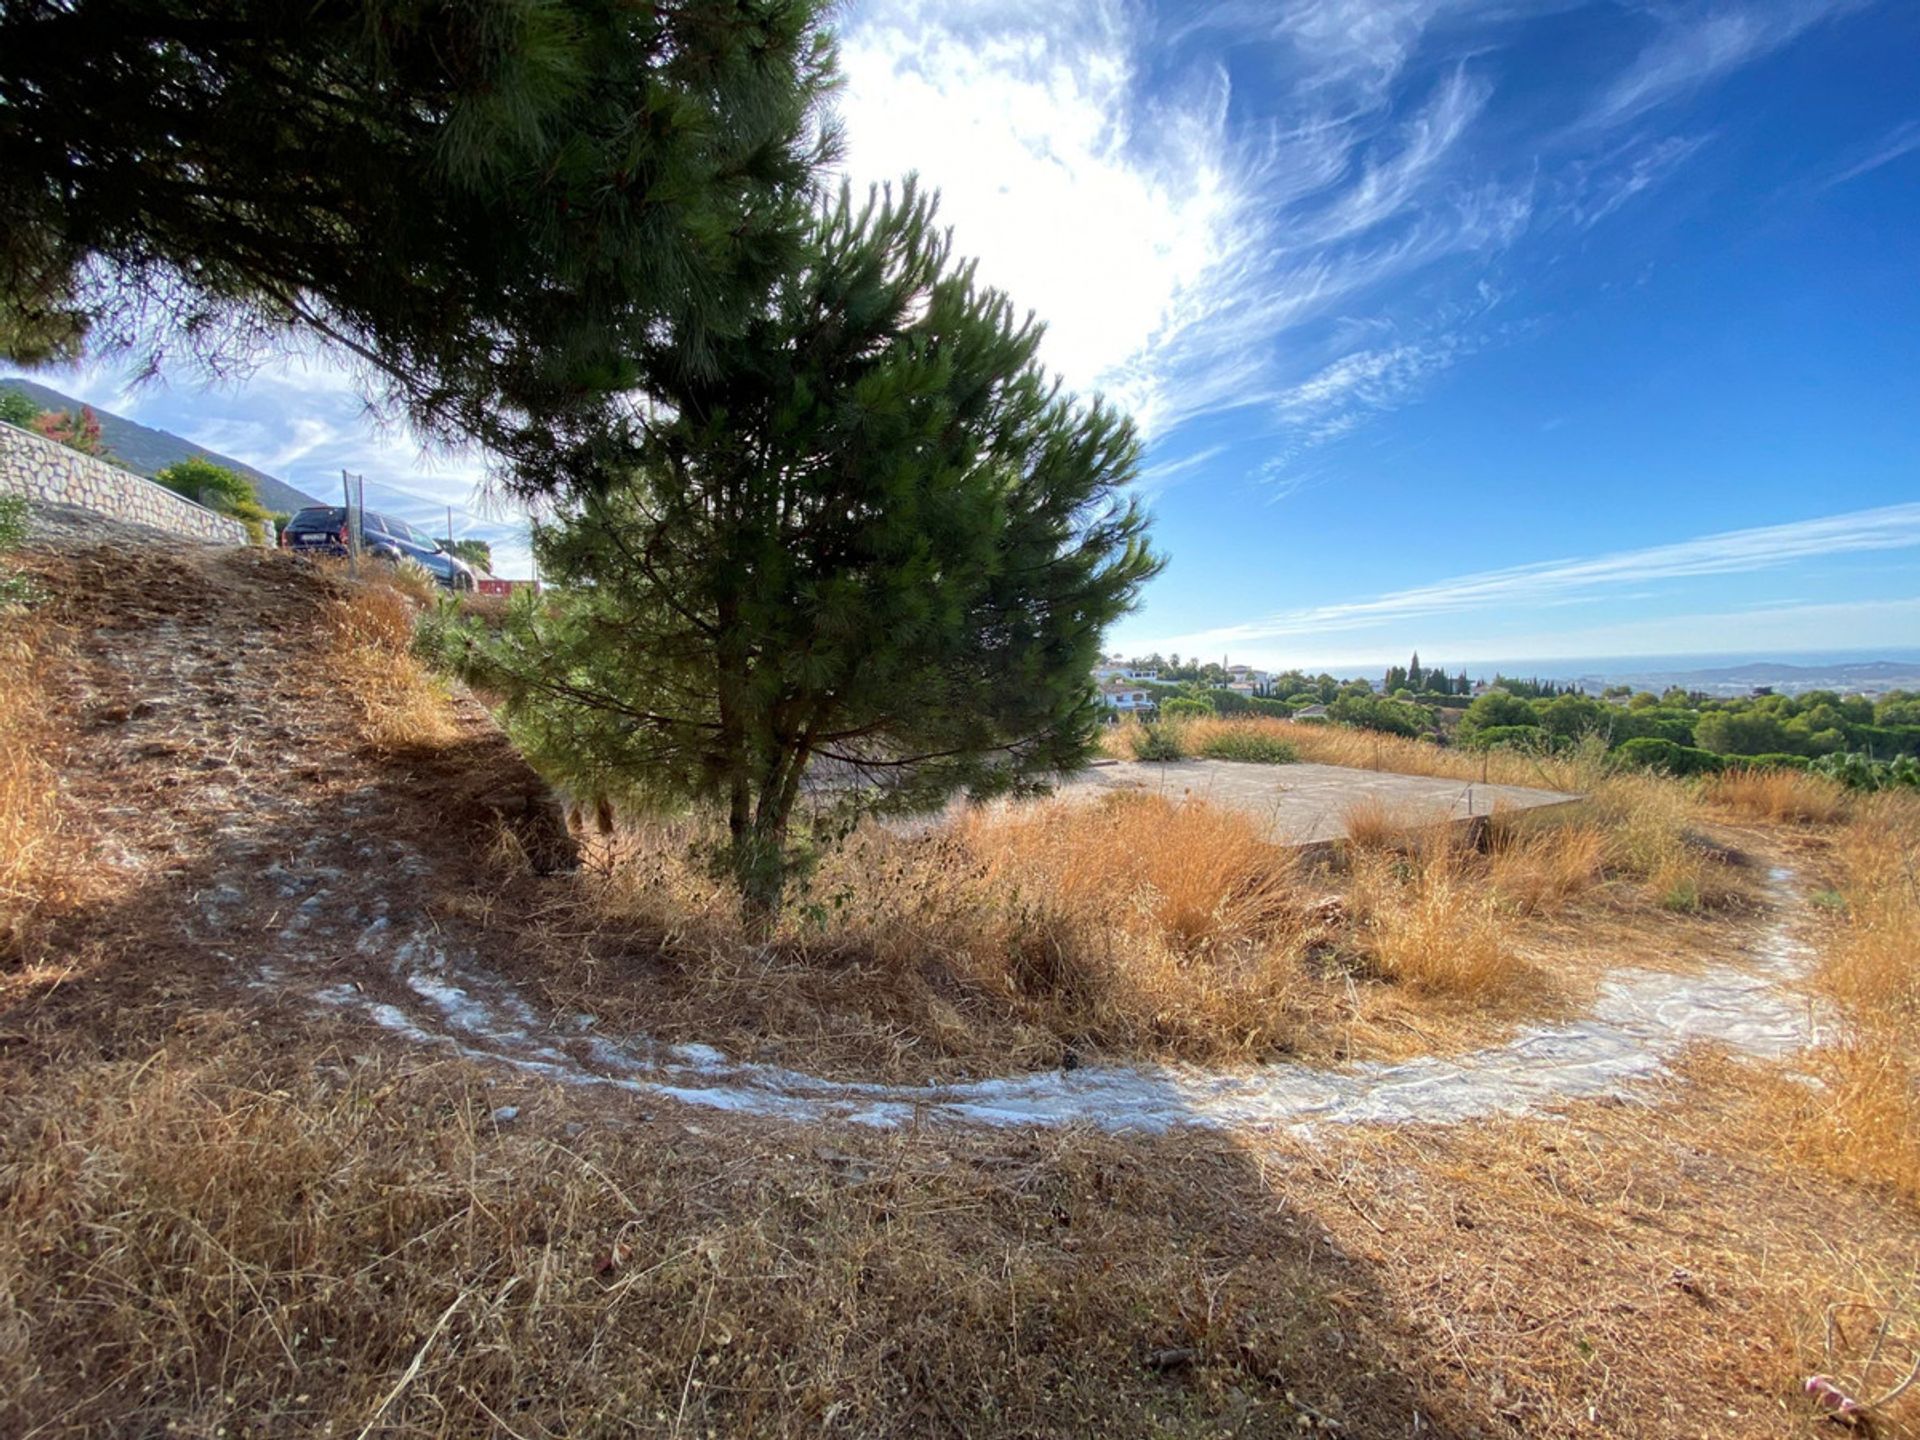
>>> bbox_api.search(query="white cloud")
[1560,132,1712,229]
[1818,118,1920,189]
[1273,334,1467,437]
[834,1,1541,437]
[835,1,1253,434]
[1133,443,1228,500]
[1587,1,1858,131]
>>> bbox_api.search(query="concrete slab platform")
[1052,759,1581,846]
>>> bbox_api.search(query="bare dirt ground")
[3,516,1915,1439]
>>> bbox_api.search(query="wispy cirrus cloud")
[1818,117,1920,189]
[1150,502,1920,649]
[835,0,1840,451]
[834,1,1538,437]
[1586,0,1861,131]
[1133,443,1229,501]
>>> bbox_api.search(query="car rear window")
[286,508,345,531]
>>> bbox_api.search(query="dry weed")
[963,791,1298,954]
[1782,794,1920,1199]
[1708,766,1851,825]
[323,576,459,752]
[1339,794,1406,851]
[1347,833,1525,997]
[1582,772,1738,911]
[938,793,1315,1058]
[0,622,64,952]
[1488,815,1608,914]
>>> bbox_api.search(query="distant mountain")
[0,376,323,515]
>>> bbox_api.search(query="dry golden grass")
[1283,715,1601,788]
[0,622,64,955]
[1338,794,1406,851]
[1707,765,1852,825]
[1347,832,1525,997]
[560,786,1603,1086]
[323,574,460,752]
[0,1037,1395,1439]
[962,791,1299,954]
[545,786,1606,1078]
[1579,771,1744,911]
[1281,1070,1920,1439]
[1775,793,1920,1200]
[567,793,1325,1066]
[1487,815,1609,914]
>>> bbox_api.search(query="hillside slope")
[0,374,323,513]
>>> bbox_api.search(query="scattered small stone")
[489,1105,520,1125]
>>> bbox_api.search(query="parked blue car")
[279,506,476,590]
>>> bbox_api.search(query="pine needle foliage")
[436,182,1161,926]
[0,0,837,483]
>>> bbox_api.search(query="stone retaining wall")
[0,422,255,545]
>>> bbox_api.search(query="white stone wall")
[0,422,255,545]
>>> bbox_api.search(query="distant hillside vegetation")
[0,376,323,515]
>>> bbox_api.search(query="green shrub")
[1811,751,1920,792]
[1465,723,1551,752]
[1742,752,1811,771]
[0,493,26,549]
[1161,697,1213,720]
[1199,688,1292,718]
[1614,737,1723,776]
[0,493,37,607]
[1195,731,1297,764]
[1128,722,1184,762]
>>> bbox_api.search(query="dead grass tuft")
[1339,794,1406,852]
[1780,793,1920,1199]
[852,793,1316,1061]
[1488,815,1609,914]
[1582,772,1741,911]
[964,791,1299,955]
[1347,832,1526,997]
[1707,766,1851,825]
[0,622,66,953]
[323,575,459,753]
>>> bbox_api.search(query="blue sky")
[13,0,1920,670]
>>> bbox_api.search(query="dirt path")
[301,864,1822,1132]
[14,515,1830,1138]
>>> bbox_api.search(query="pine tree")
[435,183,1161,928]
[0,0,836,484]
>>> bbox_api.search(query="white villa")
[1097,678,1156,714]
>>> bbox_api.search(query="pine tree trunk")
[731,809,789,940]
